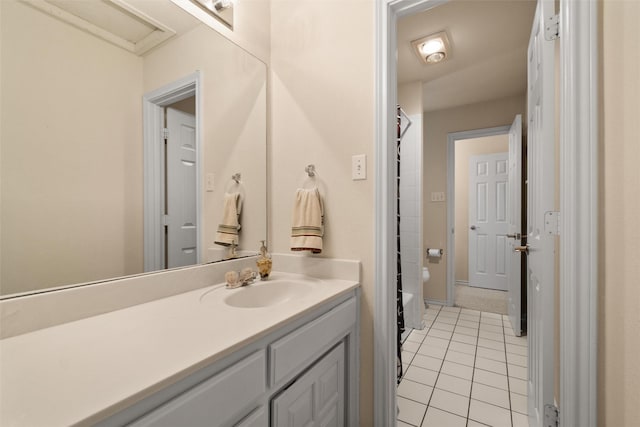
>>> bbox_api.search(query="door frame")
[446,125,511,306]
[143,72,202,272]
[373,1,598,426]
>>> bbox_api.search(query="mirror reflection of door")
[165,99,197,268]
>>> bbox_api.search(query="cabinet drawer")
[130,351,266,427]
[269,297,355,386]
[234,406,267,427]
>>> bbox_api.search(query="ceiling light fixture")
[411,31,451,65]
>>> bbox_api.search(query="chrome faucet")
[225,267,257,289]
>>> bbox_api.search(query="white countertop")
[0,271,358,426]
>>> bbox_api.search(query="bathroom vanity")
[0,257,360,427]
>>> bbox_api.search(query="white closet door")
[468,152,509,291]
[166,107,197,268]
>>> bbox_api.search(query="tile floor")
[397,304,529,427]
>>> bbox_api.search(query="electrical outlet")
[352,154,366,180]
[206,173,215,192]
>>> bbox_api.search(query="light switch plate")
[206,173,215,192]
[430,192,445,202]
[352,154,366,180]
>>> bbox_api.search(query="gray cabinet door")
[271,342,345,427]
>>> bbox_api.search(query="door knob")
[470,225,477,230]
[515,245,529,255]
[506,233,522,240]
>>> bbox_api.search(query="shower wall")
[400,113,424,329]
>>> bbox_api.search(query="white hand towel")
[290,188,324,254]
[214,192,242,246]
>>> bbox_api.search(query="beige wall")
[269,1,374,424]
[423,94,526,301]
[0,0,144,294]
[454,134,509,282]
[599,0,640,425]
[398,81,424,115]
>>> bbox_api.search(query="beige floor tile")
[481,312,503,319]
[440,360,474,381]
[475,357,508,375]
[480,317,503,326]
[471,382,510,409]
[429,388,470,417]
[460,308,481,316]
[413,353,445,372]
[432,322,456,332]
[435,373,472,397]
[454,325,478,337]
[402,350,416,365]
[478,330,505,343]
[509,376,528,395]
[405,365,439,387]
[508,363,528,380]
[451,333,478,346]
[398,379,434,405]
[473,368,509,390]
[397,421,414,427]
[436,315,458,325]
[512,411,529,427]
[441,306,461,313]
[448,341,476,355]
[438,310,459,319]
[477,337,505,351]
[420,407,466,427]
[468,399,512,427]
[457,319,479,329]
[467,420,490,427]
[511,391,528,415]
[403,340,420,353]
[398,396,427,426]
[459,313,480,322]
[423,336,450,349]
[506,343,528,356]
[418,343,447,359]
[479,323,504,334]
[505,334,528,347]
[445,349,475,367]
[507,352,528,367]
[476,346,506,362]
[428,328,453,340]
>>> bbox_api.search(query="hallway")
[397,305,528,427]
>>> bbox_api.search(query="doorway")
[375,1,598,426]
[142,72,202,273]
[448,128,512,314]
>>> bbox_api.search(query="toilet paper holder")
[426,248,443,257]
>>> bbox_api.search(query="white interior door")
[166,107,197,269]
[507,115,524,336]
[527,0,556,424]
[468,152,509,291]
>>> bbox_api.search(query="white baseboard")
[455,280,469,286]
[425,298,448,307]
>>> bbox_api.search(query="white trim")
[445,125,510,306]
[143,72,202,272]
[374,1,447,426]
[455,280,469,286]
[374,1,598,426]
[425,298,448,307]
[559,0,598,425]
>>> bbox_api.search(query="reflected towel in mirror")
[290,188,324,254]
[214,192,242,246]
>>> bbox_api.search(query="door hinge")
[544,404,559,427]
[545,14,560,41]
[544,211,560,235]
[162,214,169,226]
[162,128,169,139]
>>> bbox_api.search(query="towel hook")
[305,164,316,177]
[232,173,241,183]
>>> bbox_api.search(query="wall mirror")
[0,0,267,297]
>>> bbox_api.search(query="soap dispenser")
[256,240,272,279]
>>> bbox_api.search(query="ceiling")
[397,0,537,112]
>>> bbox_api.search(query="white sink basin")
[202,280,314,308]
